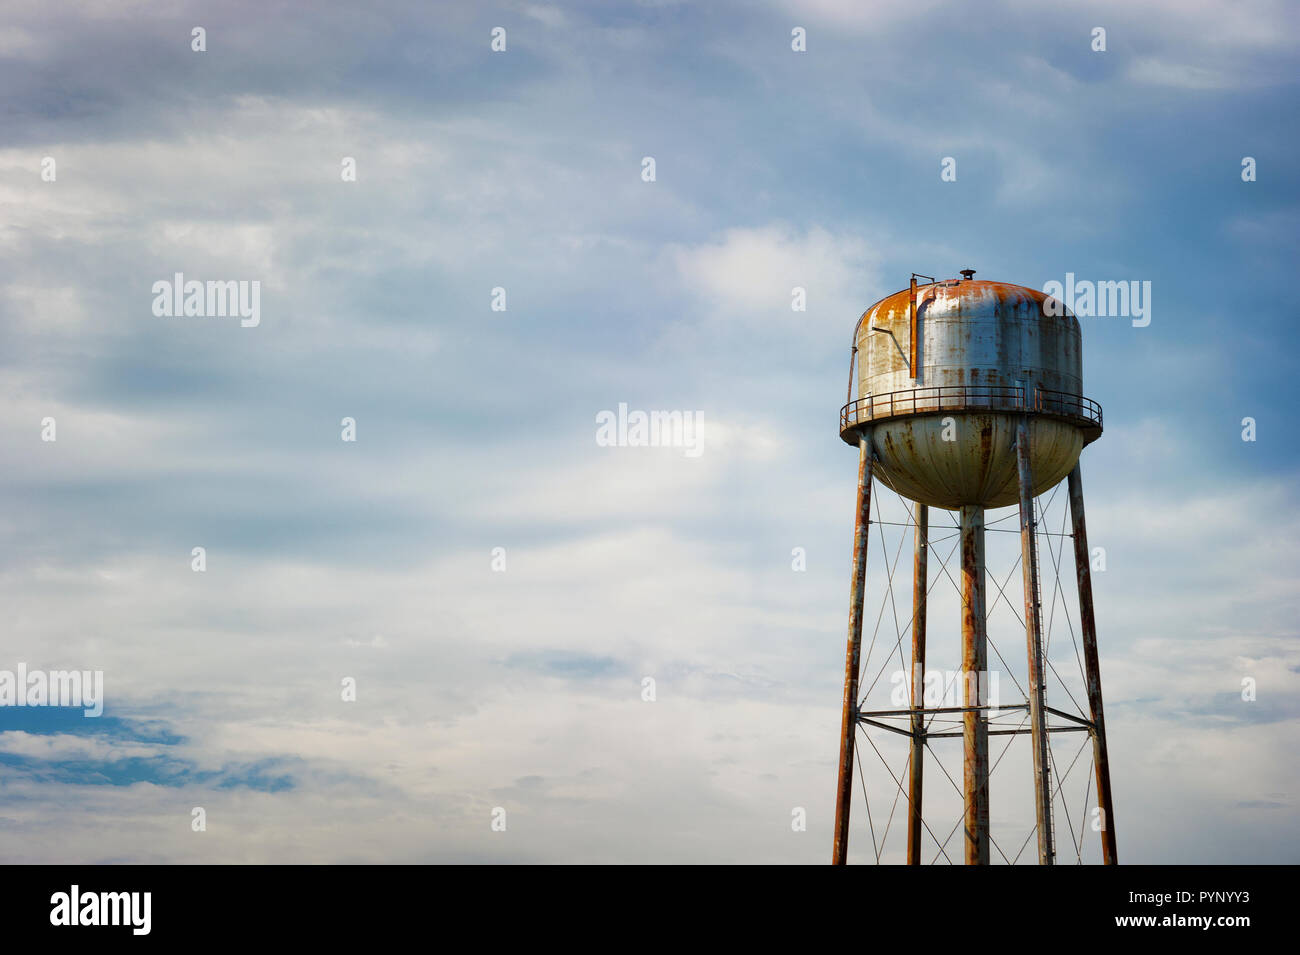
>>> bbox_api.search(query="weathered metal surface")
[908,275,918,379]
[857,278,1081,399]
[960,505,989,865]
[860,703,1025,717]
[907,502,928,865]
[860,716,918,738]
[1016,417,1056,866]
[1044,705,1094,727]
[832,435,874,865]
[867,412,1082,510]
[841,274,1100,509]
[841,384,1102,434]
[927,726,1089,738]
[1068,465,1118,865]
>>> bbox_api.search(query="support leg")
[907,503,928,865]
[832,434,874,865]
[1068,464,1118,864]
[1016,418,1055,865]
[960,504,989,865]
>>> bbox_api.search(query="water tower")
[831,270,1117,865]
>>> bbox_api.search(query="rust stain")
[859,280,1055,324]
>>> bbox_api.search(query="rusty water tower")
[832,270,1117,865]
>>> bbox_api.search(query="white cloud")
[671,224,876,321]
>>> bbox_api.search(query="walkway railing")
[839,384,1102,433]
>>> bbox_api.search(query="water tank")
[840,271,1102,509]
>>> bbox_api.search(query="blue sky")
[0,0,1296,862]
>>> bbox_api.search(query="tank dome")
[840,273,1101,509]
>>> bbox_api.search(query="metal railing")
[839,384,1102,433]
[1034,387,1103,427]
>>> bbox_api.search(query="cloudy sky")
[1,0,1296,863]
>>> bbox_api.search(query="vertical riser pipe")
[907,503,928,865]
[960,504,989,865]
[1017,418,1055,865]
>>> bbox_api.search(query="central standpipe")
[1016,417,1055,865]
[960,505,989,864]
[907,503,928,865]
[832,435,874,866]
